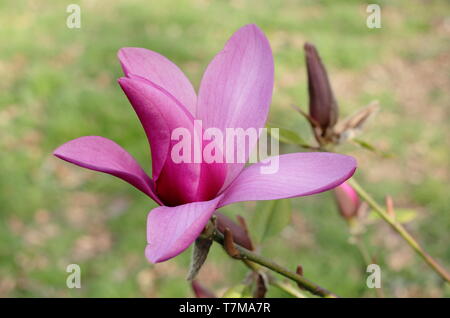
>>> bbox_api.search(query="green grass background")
[0,0,449,297]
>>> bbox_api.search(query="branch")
[211,230,338,298]
[348,178,450,283]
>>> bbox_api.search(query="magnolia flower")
[54,24,356,263]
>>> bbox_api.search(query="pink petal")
[53,136,160,203]
[218,152,357,207]
[118,47,197,115]
[119,77,226,206]
[197,24,274,188]
[145,197,221,263]
[118,76,193,179]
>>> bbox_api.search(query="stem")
[348,178,450,283]
[239,248,308,298]
[212,231,338,298]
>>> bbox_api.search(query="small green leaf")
[352,138,393,158]
[266,125,308,146]
[252,199,292,243]
[395,209,418,224]
[353,138,377,151]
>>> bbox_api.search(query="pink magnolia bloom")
[54,25,356,263]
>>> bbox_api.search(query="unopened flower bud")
[304,42,338,134]
[216,213,253,250]
[334,182,360,220]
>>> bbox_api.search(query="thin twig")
[348,178,450,283]
[212,230,338,298]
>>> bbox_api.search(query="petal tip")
[236,23,268,42]
[347,154,358,169]
[241,23,261,33]
[52,140,74,160]
[117,76,127,86]
[117,47,136,60]
[145,245,165,264]
[52,146,62,157]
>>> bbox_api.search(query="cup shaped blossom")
[54,24,357,263]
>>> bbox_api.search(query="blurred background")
[0,0,449,297]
